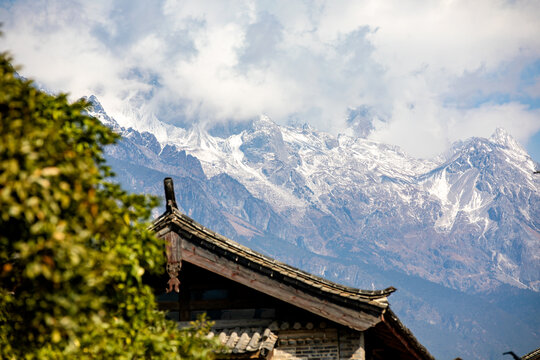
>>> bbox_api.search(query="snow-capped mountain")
[95,98,539,293]
[87,96,539,360]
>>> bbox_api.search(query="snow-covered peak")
[87,95,104,112]
[85,95,120,131]
[252,114,281,131]
[489,128,527,154]
[301,123,313,132]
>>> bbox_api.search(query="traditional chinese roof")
[153,208,394,316]
[152,178,434,360]
[380,308,435,360]
[523,348,540,360]
[178,320,278,358]
[212,326,277,357]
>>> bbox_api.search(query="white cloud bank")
[1,0,539,158]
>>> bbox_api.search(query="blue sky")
[1,0,539,161]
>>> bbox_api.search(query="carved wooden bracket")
[164,231,182,293]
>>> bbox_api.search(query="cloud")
[1,0,539,158]
[238,11,283,68]
[370,100,540,158]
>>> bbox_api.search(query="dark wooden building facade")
[151,179,434,360]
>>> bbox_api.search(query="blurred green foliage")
[0,52,219,359]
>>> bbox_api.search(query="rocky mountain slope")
[88,95,540,360]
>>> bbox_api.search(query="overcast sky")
[1,0,539,160]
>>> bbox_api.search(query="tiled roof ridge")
[153,208,396,301]
[522,348,540,360]
[383,308,436,360]
[202,325,278,355]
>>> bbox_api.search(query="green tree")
[0,52,218,359]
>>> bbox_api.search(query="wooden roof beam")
[160,229,384,331]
